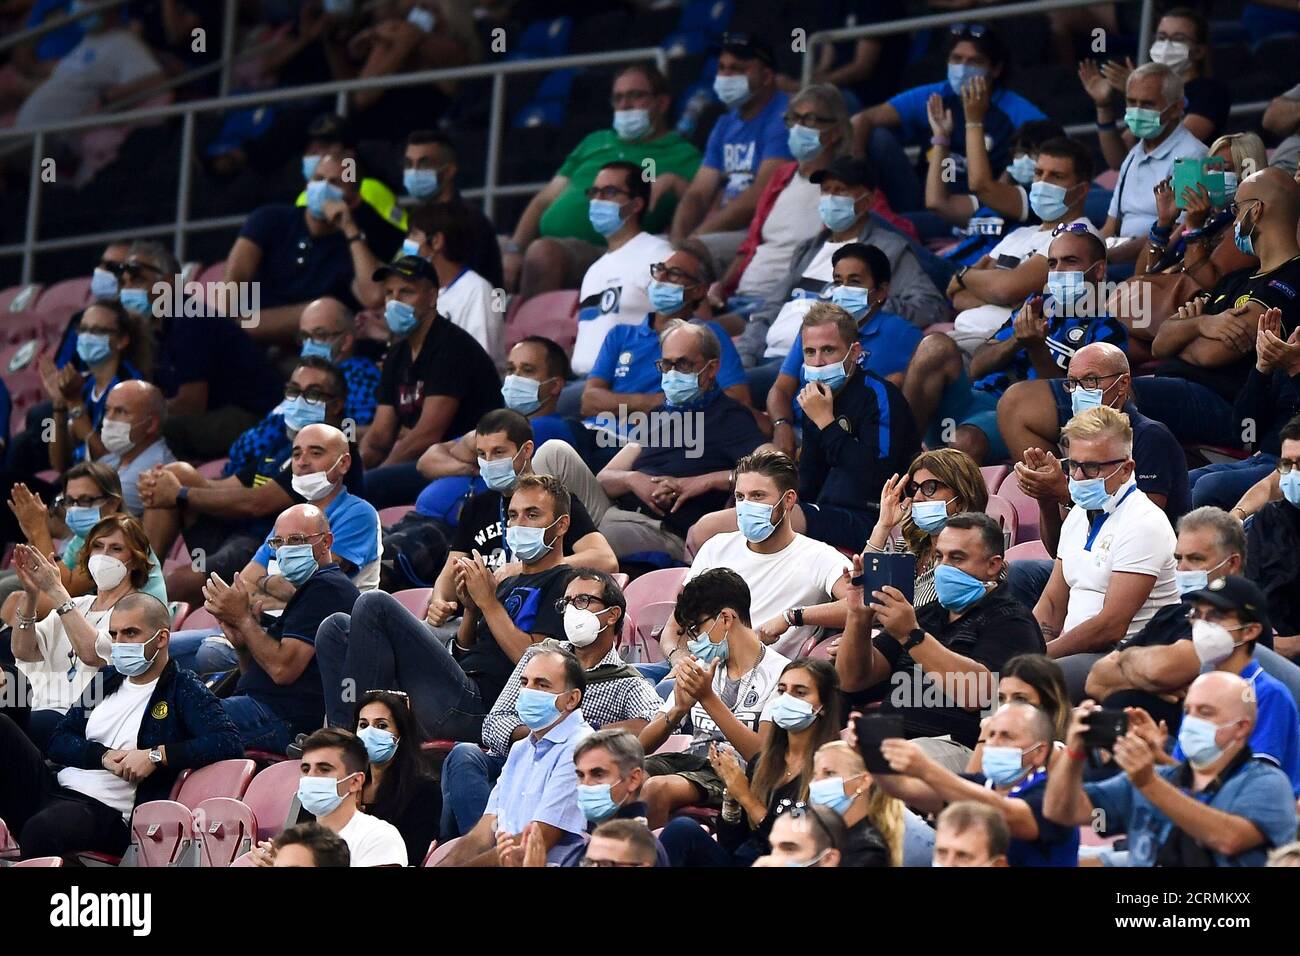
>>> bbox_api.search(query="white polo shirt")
[1107,124,1207,239]
[1057,478,1179,639]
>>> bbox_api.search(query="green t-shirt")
[62,536,170,606]
[540,129,702,245]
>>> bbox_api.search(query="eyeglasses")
[1051,221,1093,237]
[555,594,607,613]
[284,384,335,403]
[1277,458,1300,475]
[297,330,344,345]
[773,799,835,846]
[121,262,163,280]
[783,110,834,129]
[680,616,715,640]
[649,262,701,285]
[579,856,645,867]
[97,261,123,275]
[1061,372,1123,393]
[1062,458,1127,479]
[584,186,629,201]
[266,531,327,549]
[655,357,707,374]
[610,90,653,107]
[905,478,949,499]
[950,22,988,38]
[59,493,113,509]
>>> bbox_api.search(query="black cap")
[1185,574,1273,638]
[372,255,438,284]
[810,156,878,189]
[711,32,776,68]
[306,112,355,148]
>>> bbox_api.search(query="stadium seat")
[129,800,198,867]
[424,836,461,866]
[0,817,17,859]
[3,312,43,346]
[985,494,1020,547]
[980,465,1009,494]
[672,805,719,831]
[379,505,414,526]
[33,469,59,484]
[1,335,46,376]
[610,572,629,589]
[194,797,258,868]
[0,284,40,313]
[924,322,956,336]
[652,734,692,755]
[392,587,432,618]
[180,606,219,631]
[11,856,64,867]
[242,759,303,842]
[198,262,226,286]
[174,758,257,808]
[621,599,677,663]
[996,479,1040,544]
[168,601,190,628]
[229,851,257,867]
[504,289,579,353]
[196,458,229,479]
[1006,540,1050,562]
[34,277,92,312]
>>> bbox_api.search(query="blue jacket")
[47,659,245,808]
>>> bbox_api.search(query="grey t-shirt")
[1269,85,1300,175]
[16,30,161,128]
[101,438,175,516]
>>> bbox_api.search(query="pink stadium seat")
[425,836,461,866]
[38,306,76,341]
[129,800,197,867]
[0,817,18,858]
[1006,540,1051,562]
[980,464,1009,494]
[194,797,258,868]
[180,606,219,631]
[504,290,579,353]
[198,261,227,286]
[174,758,257,808]
[996,478,1040,544]
[620,567,689,662]
[393,587,432,618]
[1,335,46,376]
[230,851,258,866]
[379,505,414,526]
[0,283,40,313]
[985,494,1019,547]
[610,572,629,589]
[3,312,43,346]
[242,759,303,842]
[196,458,229,479]
[35,277,92,312]
[34,468,59,484]
[652,734,692,755]
[169,601,190,628]
[622,600,676,663]
[12,855,64,867]
[1093,169,1119,191]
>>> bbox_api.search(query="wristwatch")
[148,748,163,765]
[954,265,970,290]
[902,628,927,651]
[55,599,77,616]
[176,486,189,506]
[347,231,367,244]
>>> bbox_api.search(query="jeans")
[363,462,430,510]
[1129,378,1240,448]
[866,127,924,213]
[439,743,506,840]
[1189,455,1278,509]
[167,627,237,674]
[1007,558,1054,612]
[314,589,487,741]
[220,694,294,753]
[659,816,734,867]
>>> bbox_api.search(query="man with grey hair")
[297,297,380,431]
[96,380,174,516]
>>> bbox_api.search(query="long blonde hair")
[818,741,904,866]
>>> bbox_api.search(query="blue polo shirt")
[779,308,923,383]
[701,91,793,205]
[961,769,1079,867]
[252,487,379,573]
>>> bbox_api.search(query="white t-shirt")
[737,173,825,301]
[951,216,1097,354]
[1057,479,1179,639]
[661,644,790,754]
[57,675,160,822]
[687,531,851,658]
[764,240,850,358]
[16,30,161,127]
[338,808,409,866]
[439,268,504,366]
[573,231,674,375]
[14,595,112,714]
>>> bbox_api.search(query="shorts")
[644,751,725,805]
[924,370,1009,461]
[802,502,876,552]
[181,516,263,579]
[1048,378,1073,428]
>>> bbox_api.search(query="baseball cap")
[306,113,356,148]
[372,255,438,284]
[1185,574,1273,639]
[712,32,776,68]
[810,156,878,189]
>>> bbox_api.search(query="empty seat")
[980,465,1009,494]
[1006,540,1050,562]
[621,567,689,662]
[985,494,1020,548]
[168,601,190,628]
[179,606,219,631]
[194,797,258,868]
[996,479,1041,544]
[242,759,303,842]
[610,572,629,589]
[11,855,64,866]
[129,800,197,867]
[0,284,41,313]
[174,758,257,808]
[392,587,432,618]
[504,289,579,353]
[35,277,92,312]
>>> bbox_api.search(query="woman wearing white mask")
[6,514,152,750]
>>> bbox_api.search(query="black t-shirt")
[841,817,891,867]
[876,584,1045,747]
[376,316,502,434]
[238,203,361,310]
[1115,600,1194,650]
[352,200,406,264]
[456,564,574,708]
[1184,77,1231,143]
[235,564,361,733]
[155,315,283,415]
[368,772,441,868]
[450,489,597,569]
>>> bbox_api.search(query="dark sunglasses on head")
[773,799,835,846]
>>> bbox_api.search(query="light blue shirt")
[1107,123,1207,238]
[100,439,175,517]
[252,487,380,572]
[485,707,591,863]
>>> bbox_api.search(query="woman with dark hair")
[966,654,1072,775]
[354,689,441,866]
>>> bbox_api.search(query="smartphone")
[853,552,916,605]
[855,714,904,774]
[1172,157,1225,209]
[1082,708,1129,749]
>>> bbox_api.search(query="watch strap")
[903,627,927,651]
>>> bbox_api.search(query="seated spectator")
[1245,418,1300,660]
[202,503,360,752]
[878,702,1079,866]
[638,568,790,827]
[1140,171,1300,447]
[254,727,406,866]
[1264,81,1300,176]
[0,0,84,115]
[270,821,352,867]
[1034,407,1179,698]
[89,382,174,518]
[533,322,769,561]
[402,129,503,287]
[934,137,1098,355]
[435,647,591,866]
[315,475,574,741]
[660,450,851,661]
[295,113,406,238]
[838,513,1044,769]
[438,569,660,838]
[360,255,501,508]
[750,802,847,868]
[967,654,1073,774]
[297,298,381,433]
[669,33,793,270]
[574,818,660,868]
[506,64,700,298]
[354,689,441,867]
[122,240,283,462]
[851,24,1045,214]
[0,592,242,860]
[907,227,1125,465]
[1044,673,1297,867]
[932,801,1011,867]
[810,741,903,867]
[659,658,842,867]
[739,156,946,382]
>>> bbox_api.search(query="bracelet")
[1231,506,1248,519]
[771,418,793,428]
[1148,225,1172,242]
[965,121,983,128]
[930,134,950,147]
[1096,119,1116,131]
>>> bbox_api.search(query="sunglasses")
[1051,221,1093,237]
[905,478,949,499]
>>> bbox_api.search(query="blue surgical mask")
[1070,386,1104,416]
[1029,180,1071,222]
[829,285,871,318]
[1124,106,1166,140]
[804,355,851,392]
[819,194,859,233]
[283,396,327,433]
[1009,154,1037,186]
[661,369,701,406]
[403,168,439,200]
[588,199,626,237]
[809,776,856,816]
[735,497,783,543]
[613,108,651,141]
[1280,469,1300,507]
[516,686,564,731]
[76,332,113,366]
[65,505,102,537]
[1068,466,1123,510]
[276,543,319,585]
[687,620,728,663]
[297,775,350,817]
[302,155,322,181]
[110,631,160,678]
[713,74,751,109]
[119,288,150,316]
[577,783,622,823]
[1175,569,1208,595]
[300,338,334,362]
[477,453,519,493]
[947,62,987,96]
[647,280,685,314]
[1046,270,1089,306]
[501,374,544,414]
[305,179,345,220]
[787,124,823,162]
[506,517,558,563]
[933,563,993,613]
[769,693,819,731]
[385,298,419,336]
[1177,714,1230,768]
[910,499,950,534]
[401,239,422,259]
[1222,171,1238,200]
[981,744,1034,787]
[90,267,120,300]
[1234,216,1256,256]
[358,726,398,764]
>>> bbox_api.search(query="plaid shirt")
[339,355,381,427]
[482,643,662,758]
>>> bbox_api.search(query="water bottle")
[720,788,741,824]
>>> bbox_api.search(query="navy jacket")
[47,659,245,808]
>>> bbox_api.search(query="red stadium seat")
[129,800,198,867]
[621,600,676,663]
[379,505,414,526]
[3,312,43,347]
[1006,540,1050,562]
[504,290,579,353]
[424,836,461,866]
[37,306,76,341]
[980,464,1009,494]
[35,277,92,312]
[180,606,219,631]
[229,851,257,867]
[174,758,257,808]
[996,478,1040,544]
[1,335,46,376]
[392,587,432,618]
[11,855,64,867]
[985,494,1019,547]
[242,759,303,842]
[194,797,258,867]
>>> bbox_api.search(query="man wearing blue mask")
[202,503,360,753]
[839,512,1043,771]
[296,298,380,433]
[877,701,1078,866]
[295,113,406,240]
[1034,406,1180,701]
[0,592,241,861]
[361,255,501,509]
[1045,671,1297,867]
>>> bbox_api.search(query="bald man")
[297,298,381,432]
[1131,168,1300,448]
[95,380,175,516]
[1045,671,1297,866]
[202,504,361,752]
